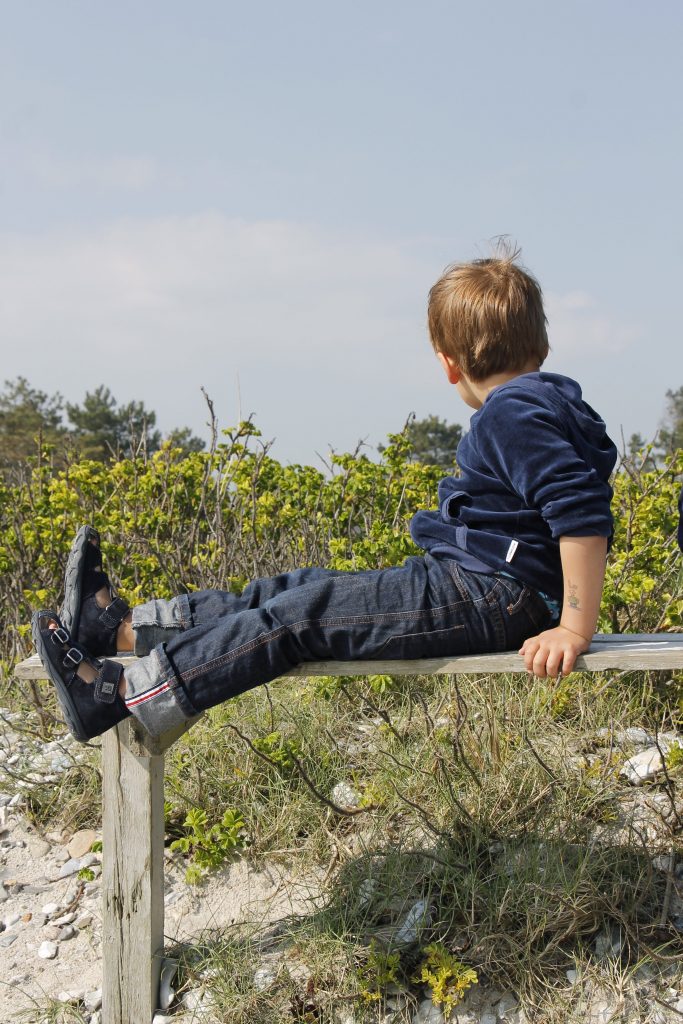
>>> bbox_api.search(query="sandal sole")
[31,610,91,742]
[61,525,100,638]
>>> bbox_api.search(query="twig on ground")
[223,722,373,817]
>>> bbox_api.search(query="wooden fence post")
[101,719,166,1024]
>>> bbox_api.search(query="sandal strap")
[45,622,119,704]
[94,660,123,705]
[50,626,72,648]
[48,625,82,669]
[98,596,130,630]
[63,646,84,669]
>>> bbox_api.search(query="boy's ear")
[436,351,461,384]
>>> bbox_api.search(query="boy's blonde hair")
[428,247,549,381]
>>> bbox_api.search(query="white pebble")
[652,853,675,872]
[67,828,97,858]
[622,727,655,746]
[38,940,58,959]
[331,781,361,807]
[497,993,519,1018]
[394,898,431,944]
[587,997,617,1024]
[58,858,81,878]
[181,987,212,1014]
[412,1000,445,1023]
[620,746,664,784]
[159,959,178,1009]
[53,912,76,926]
[41,902,61,916]
[84,987,102,1010]
[253,965,278,991]
[57,989,84,1003]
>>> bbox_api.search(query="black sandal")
[61,525,130,656]
[32,611,131,742]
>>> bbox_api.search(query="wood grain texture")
[15,633,683,681]
[102,720,165,1024]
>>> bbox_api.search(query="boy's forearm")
[519,534,608,677]
[557,535,608,642]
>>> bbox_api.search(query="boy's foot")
[32,611,130,742]
[61,525,132,655]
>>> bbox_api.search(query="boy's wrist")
[558,622,593,644]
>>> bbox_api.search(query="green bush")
[601,448,682,632]
[0,422,442,674]
[1,425,680,679]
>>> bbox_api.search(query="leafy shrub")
[1,423,680,711]
[356,941,402,1003]
[601,448,682,632]
[0,422,441,677]
[412,942,478,1015]
[170,807,246,883]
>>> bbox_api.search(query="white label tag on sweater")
[505,539,519,563]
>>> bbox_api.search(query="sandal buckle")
[64,647,84,668]
[51,627,71,646]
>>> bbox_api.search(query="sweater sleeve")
[474,390,613,539]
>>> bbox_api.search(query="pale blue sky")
[1,1,681,462]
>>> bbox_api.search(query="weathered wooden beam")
[101,718,166,1024]
[15,634,683,683]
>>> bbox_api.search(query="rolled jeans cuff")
[124,645,198,736]
[131,593,193,655]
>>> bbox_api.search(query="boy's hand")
[520,536,605,678]
[519,625,591,678]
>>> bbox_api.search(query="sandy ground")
[1,808,324,1020]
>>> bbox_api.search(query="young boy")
[32,251,618,742]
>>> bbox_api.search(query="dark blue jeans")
[123,556,553,736]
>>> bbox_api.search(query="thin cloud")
[0,214,432,458]
[8,147,159,191]
[0,214,425,356]
[0,218,651,460]
[546,290,640,356]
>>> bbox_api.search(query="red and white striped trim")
[125,680,171,708]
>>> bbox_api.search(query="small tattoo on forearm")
[567,581,581,610]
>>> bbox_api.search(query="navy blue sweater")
[410,373,618,601]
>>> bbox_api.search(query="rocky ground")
[2,706,683,1024]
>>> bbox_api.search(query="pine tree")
[66,387,162,459]
[0,377,67,469]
